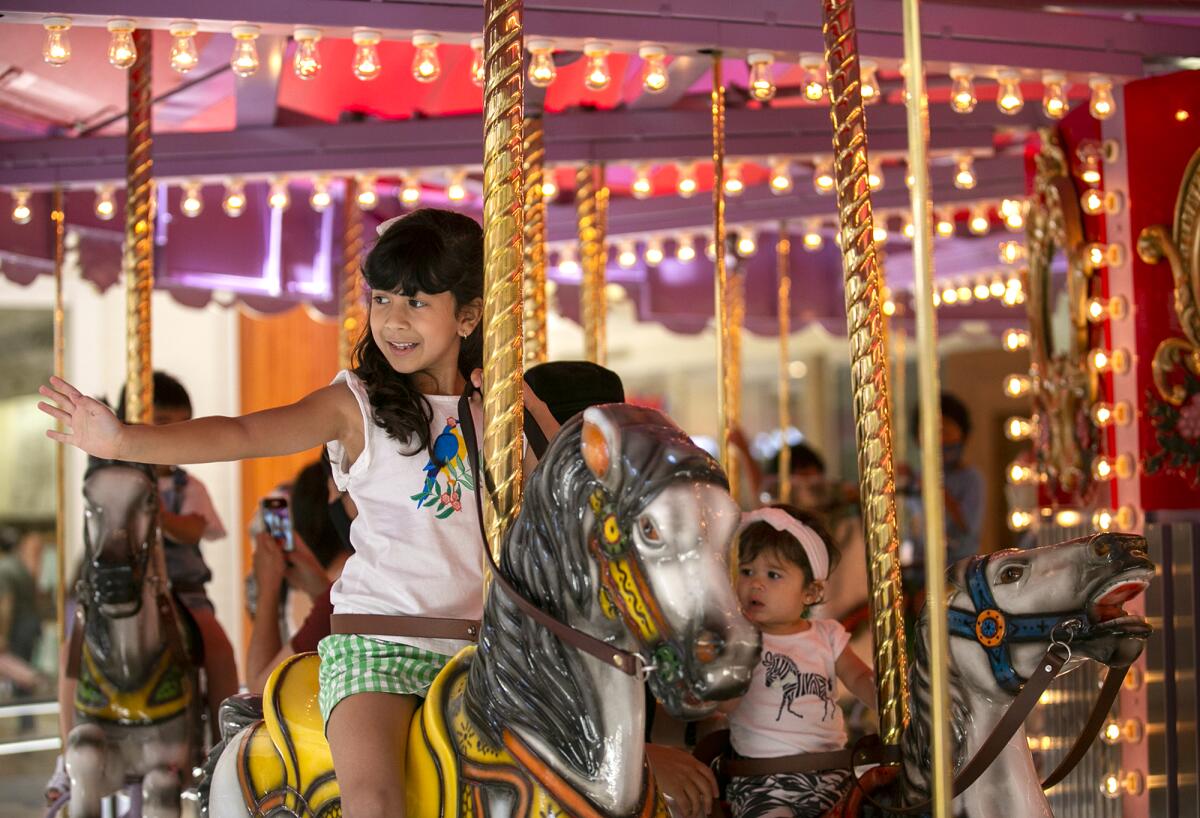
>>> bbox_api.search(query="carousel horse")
[57,459,204,818]
[206,404,761,817]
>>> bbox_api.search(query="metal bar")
[51,186,65,647]
[901,0,951,812]
[776,221,791,505]
[711,51,732,486]
[821,0,908,746]
[77,63,230,137]
[1163,523,1178,817]
[481,0,526,560]
[338,178,366,371]
[577,163,605,365]
[0,736,61,757]
[123,28,154,425]
[0,700,59,719]
[523,115,548,365]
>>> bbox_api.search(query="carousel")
[0,1,1196,817]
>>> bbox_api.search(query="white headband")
[740,508,829,581]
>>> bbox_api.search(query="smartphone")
[261,497,294,553]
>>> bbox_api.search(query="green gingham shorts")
[316,634,450,724]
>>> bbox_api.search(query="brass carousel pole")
[821,0,908,743]
[711,52,735,490]
[523,114,548,365]
[481,0,526,557]
[596,165,609,363]
[52,187,66,645]
[124,28,155,425]
[776,222,792,505]
[338,178,366,371]
[577,163,605,365]
[901,0,953,810]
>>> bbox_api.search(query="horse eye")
[638,516,662,544]
[999,565,1024,584]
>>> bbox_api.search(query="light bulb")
[410,32,440,83]
[932,290,941,307]
[1092,454,1133,482]
[107,19,137,70]
[1002,329,1029,351]
[769,160,793,194]
[675,234,696,262]
[356,175,378,210]
[632,165,653,200]
[813,159,835,194]
[900,215,914,240]
[969,206,990,235]
[676,162,698,198]
[92,185,117,220]
[997,69,1024,114]
[309,177,332,212]
[1089,75,1115,120]
[469,36,485,88]
[942,286,958,305]
[617,241,638,269]
[1091,401,1130,428]
[42,16,72,66]
[583,41,612,92]
[949,65,977,114]
[801,55,826,102]
[747,52,776,102]
[737,229,757,257]
[1009,510,1035,531]
[268,178,291,211]
[935,211,955,239]
[639,45,669,94]
[1003,203,1025,231]
[802,221,824,252]
[999,240,1023,264]
[644,238,665,266]
[1008,462,1034,484]
[293,27,322,80]
[954,155,977,190]
[873,225,889,245]
[705,237,717,261]
[1089,347,1130,374]
[883,299,896,316]
[541,176,558,201]
[168,21,199,74]
[1005,416,1034,441]
[868,160,883,191]
[1093,506,1136,532]
[990,278,1007,298]
[957,285,973,303]
[222,179,246,217]
[527,39,557,88]
[351,28,383,82]
[557,247,580,277]
[974,282,990,301]
[1003,374,1032,398]
[860,59,880,104]
[447,170,467,202]
[1043,71,1068,119]
[1086,295,1127,323]
[400,176,422,206]
[1080,188,1104,215]
[1055,509,1084,528]
[230,24,261,78]
[10,189,32,225]
[724,162,744,197]
[180,181,203,218]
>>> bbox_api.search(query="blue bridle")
[947,556,1088,694]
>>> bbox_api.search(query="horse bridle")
[80,464,158,616]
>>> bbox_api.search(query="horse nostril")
[694,630,724,664]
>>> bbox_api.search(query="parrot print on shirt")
[410,416,474,518]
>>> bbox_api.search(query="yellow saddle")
[237,648,668,818]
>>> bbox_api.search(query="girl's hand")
[38,377,125,459]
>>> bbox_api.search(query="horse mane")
[464,406,725,777]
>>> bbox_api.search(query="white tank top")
[326,370,484,657]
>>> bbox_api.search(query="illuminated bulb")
[1087,295,1128,323]
[1084,242,1108,270]
[410,32,440,83]
[557,246,580,277]
[469,36,485,87]
[1002,285,1024,307]
[1089,347,1129,374]
[675,234,696,262]
[724,163,745,197]
[617,242,638,269]
[883,298,896,316]
[905,165,916,189]
[1000,197,1025,230]
[632,165,653,200]
[291,26,322,80]
[873,225,889,244]
[541,176,558,201]
[93,185,117,221]
[1091,401,1131,428]
[677,162,698,198]
[230,23,261,78]
[180,181,203,218]
[1093,506,1136,532]
[1005,416,1034,441]
[222,179,246,218]
[1002,329,1030,351]
[1101,719,1144,745]
[527,39,557,88]
[42,16,72,66]
[999,240,1023,264]
[1009,510,1035,531]
[954,155,977,190]
[868,161,883,191]
[737,229,757,257]
[1089,75,1116,120]
[1004,374,1032,398]
[1081,189,1104,215]
[400,177,422,206]
[10,189,31,225]
[990,278,1007,298]
[583,41,613,92]
[604,283,627,304]
[1092,454,1133,482]
[975,282,991,300]
[957,285,973,303]
[860,59,880,104]
[1043,71,1068,119]
[942,286,958,305]
[168,21,199,74]
[1008,462,1034,484]
[309,177,333,212]
[268,178,291,211]
[705,237,717,261]
[949,65,977,114]
[356,175,378,210]
[902,215,915,240]
[106,19,137,69]
[747,52,776,102]
[345,28,380,81]
[932,291,941,307]
[644,238,665,266]
[446,170,468,202]
[996,69,1024,114]
[969,206,990,235]
[769,160,793,195]
[813,160,836,195]
[935,211,955,238]
[802,222,824,252]
[801,55,826,102]
[639,45,669,94]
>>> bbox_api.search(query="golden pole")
[711,52,734,489]
[901,0,952,810]
[481,0,525,558]
[727,259,745,504]
[821,0,908,744]
[596,165,609,364]
[124,28,154,425]
[338,178,366,371]
[52,187,66,646]
[577,163,605,365]
[777,223,792,505]
[522,114,548,365]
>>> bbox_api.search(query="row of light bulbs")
[946,66,1117,120]
[1006,503,1138,533]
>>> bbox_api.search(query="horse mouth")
[1086,568,1153,636]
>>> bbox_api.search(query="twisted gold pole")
[52,187,66,646]
[577,163,606,365]
[596,166,609,365]
[777,223,792,505]
[522,115,548,365]
[481,0,525,559]
[339,178,366,371]
[711,52,733,489]
[124,28,154,425]
[727,260,745,504]
[821,0,908,744]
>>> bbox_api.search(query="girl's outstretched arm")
[835,645,877,710]
[39,376,357,466]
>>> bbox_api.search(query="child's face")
[736,547,822,634]
[369,289,480,393]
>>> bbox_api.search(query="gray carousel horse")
[205,404,761,817]
[56,459,204,818]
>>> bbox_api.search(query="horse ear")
[581,407,621,490]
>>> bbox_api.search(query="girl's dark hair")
[290,459,348,569]
[115,371,192,420]
[351,209,484,456]
[737,503,840,584]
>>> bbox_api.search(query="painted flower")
[1179,394,1200,440]
[452,498,462,512]
[440,491,452,506]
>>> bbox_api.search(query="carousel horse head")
[80,457,161,618]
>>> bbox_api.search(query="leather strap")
[330,613,479,641]
[64,606,84,680]
[1040,660,1130,790]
